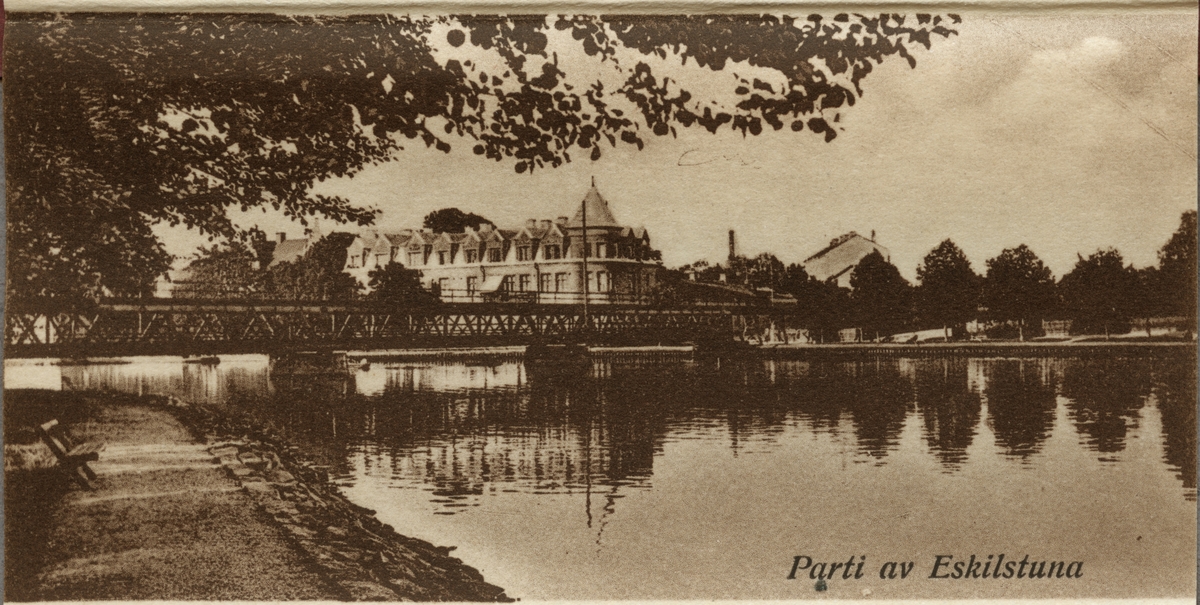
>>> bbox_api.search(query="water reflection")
[1150,359,1197,492]
[6,352,1194,508]
[915,358,982,469]
[983,359,1058,459]
[1061,358,1150,459]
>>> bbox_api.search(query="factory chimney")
[728,229,737,262]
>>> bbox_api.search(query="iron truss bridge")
[5,299,798,358]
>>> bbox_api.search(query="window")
[348,256,359,268]
[408,252,422,266]
[466,249,478,263]
[362,250,370,266]
[518,274,531,292]
[596,271,609,292]
[467,276,478,296]
[543,244,561,259]
[517,246,531,261]
[438,251,447,265]
[437,278,449,295]
[539,274,552,292]
[555,273,568,292]
[488,248,502,263]
[500,275,514,291]
[423,245,433,265]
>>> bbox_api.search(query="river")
[5,349,1195,599]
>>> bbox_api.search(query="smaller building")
[802,231,890,289]
[269,232,311,267]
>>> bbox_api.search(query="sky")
[156,11,1198,281]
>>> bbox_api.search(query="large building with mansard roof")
[344,183,662,304]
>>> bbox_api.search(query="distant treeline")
[675,210,1196,340]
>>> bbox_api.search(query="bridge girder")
[5,301,795,358]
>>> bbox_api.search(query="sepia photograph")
[2,2,1196,602]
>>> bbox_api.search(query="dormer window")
[488,248,502,263]
[466,249,478,263]
[516,246,531,261]
[543,244,561,260]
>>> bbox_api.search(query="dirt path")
[19,399,343,601]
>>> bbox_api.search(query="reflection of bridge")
[5,299,796,358]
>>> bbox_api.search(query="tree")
[724,253,786,289]
[6,13,958,303]
[678,260,726,283]
[367,263,438,306]
[849,251,913,340]
[1155,210,1197,326]
[261,233,361,301]
[915,239,979,338]
[423,208,495,233]
[1058,248,1139,338]
[777,263,852,342]
[178,229,281,298]
[180,241,262,299]
[981,245,1056,341]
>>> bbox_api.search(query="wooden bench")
[37,420,105,488]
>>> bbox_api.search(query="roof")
[802,232,889,284]
[383,232,413,247]
[568,185,620,228]
[269,238,310,267]
[621,226,649,240]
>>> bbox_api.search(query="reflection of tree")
[1060,359,1149,456]
[722,358,914,460]
[984,360,1056,458]
[692,358,793,455]
[839,361,914,459]
[774,361,846,433]
[1151,358,1197,498]
[914,359,981,469]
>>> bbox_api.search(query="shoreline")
[750,339,1196,358]
[4,389,511,602]
[168,396,514,602]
